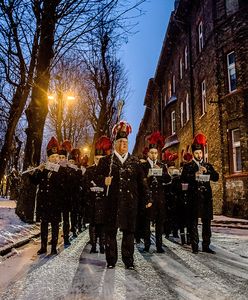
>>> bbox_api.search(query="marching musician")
[30,137,65,255]
[142,132,171,253]
[58,140,72,246]
[181,134,219,254]
[67,148,84,237]
[84,136,111,254]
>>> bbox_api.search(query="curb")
[0,232,40,257]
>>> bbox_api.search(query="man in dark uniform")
[181,134,219,254]
[142,131,171,253]
[97,121,152,269]
[84,136,112,254]
[30,137,64,255]
[58,140,72,246]
[67,148,84,237]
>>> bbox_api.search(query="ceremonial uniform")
[84,136,111,254]
[97,121,151,269]
[142,158,170,252]
[30,137,64,255]
[181,134,219,253]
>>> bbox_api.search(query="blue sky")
[121,0,174,151]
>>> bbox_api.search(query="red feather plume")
[47,136,59,150]
[112,120,132,137]
[61,140,72,152]
[147,131,164,147]
[95,136,112,151]
[193,133,207,146]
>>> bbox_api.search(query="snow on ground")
[0,227,247,300]
[0,198,248,299]
[0,199,39,250]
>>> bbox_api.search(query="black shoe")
[157,247,165,253]
[202,247,216,254]
[50,248,58,255]
[37,247,47,255]
[125,264,135,270]
[72,232,78,238]
[143,246,150,252]
[107,264,115,269]
[192,245,199,254]
[181,234,186,245]
[64,240,71,246]
[90,247,98,253]
[186,233,191,245]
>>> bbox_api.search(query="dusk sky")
[121,0,175,151]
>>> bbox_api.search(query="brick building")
[133,0,248,217]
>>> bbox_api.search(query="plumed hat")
[68,148,81,163]
[191,133,207,152]
[47,137,59,157]
[147,131,164,149]
[58,140,72,156]
[95,136,112,156]
[112,120,132,140]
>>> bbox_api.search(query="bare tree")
[46,56,92,146]
[0,0,40,182]
[80,6,131,160]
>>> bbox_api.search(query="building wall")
[133,0,248,217]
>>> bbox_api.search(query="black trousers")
[40,220,59,249]
[105,229,134,266]
[62,209,70,239]
[90,223,105,247]
[190,218,211,250]
[144,216,164,249]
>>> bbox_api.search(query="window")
[168,80,172,99]
[184,46,188,69]
[180,101,184,127]
[172,75,176,94]
[179,58,183,79]
[226,0,239,15]
[186,93,190,121]
[198,21,204,53]
[171,111,176,134]
[201,80,207,115]
[227,52,237,92]
[231,129,242,172]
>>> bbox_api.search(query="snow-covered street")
[0,226,247,300]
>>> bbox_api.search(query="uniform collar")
[114,150,128,164]
[147,157,157,168]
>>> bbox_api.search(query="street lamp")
[48,92,75,143]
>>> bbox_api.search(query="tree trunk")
[0,86,30,182]
[16,0,59,222]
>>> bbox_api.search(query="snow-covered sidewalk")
[0,198,40,255]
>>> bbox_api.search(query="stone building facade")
[133,0,248,217]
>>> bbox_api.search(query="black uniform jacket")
[97,153,151,232]
[141,161,171,221]
[30,167,65,222]
[180,160,219,219]
[84,164,105,224]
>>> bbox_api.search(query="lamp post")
[48,93,75,143]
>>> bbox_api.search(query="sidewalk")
[0,198,40,256]
[211,215,248,230]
